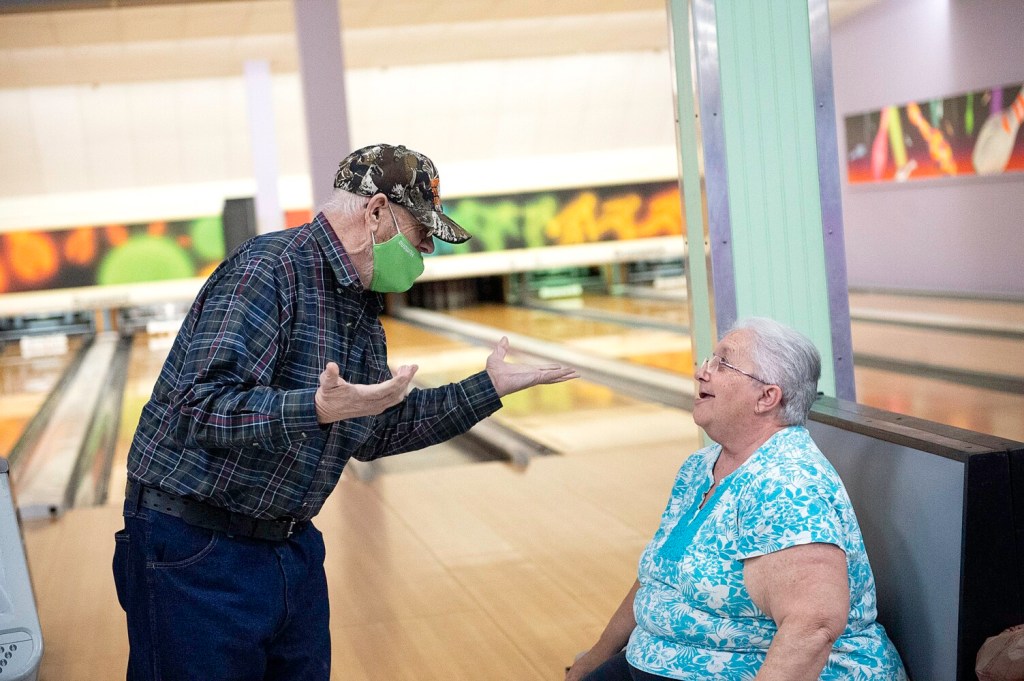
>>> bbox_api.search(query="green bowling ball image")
[188,216,226,262]
[97,235,195,284]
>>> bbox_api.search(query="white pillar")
[243,59,284,234]
[292,0,351,211]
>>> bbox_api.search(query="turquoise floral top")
[627,426,907,680]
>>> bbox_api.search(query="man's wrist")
[313,389,332,424]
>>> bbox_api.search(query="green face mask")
[368,205,425,293]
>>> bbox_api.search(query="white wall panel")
[269,76,308,177]
[81,85,135,190]
[0,90,41,196]
[0,50,677,230]
[29,87,88,195]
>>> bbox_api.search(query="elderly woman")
[567,317,906,680]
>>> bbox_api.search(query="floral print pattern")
[627,427,907,680]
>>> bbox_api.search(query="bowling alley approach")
[0,1,1022,680]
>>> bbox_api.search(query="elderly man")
[114,143,578,681]
[567,317,905,681]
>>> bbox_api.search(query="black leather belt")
[129,481,304,541]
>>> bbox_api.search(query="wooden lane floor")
[856,365,1024,442]
[22,437,701,680]
[381,316,697,456]
[851,319,1024,380]
[849,291,1024,328]
[537,294,690,328]
[0,336,87,459]
[444,303,694,378]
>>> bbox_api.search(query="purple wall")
[831,0,1024,297]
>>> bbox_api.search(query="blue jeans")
[583,651,670,681]
[112,492,330,681]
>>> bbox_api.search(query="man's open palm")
[485,336,579,398]
[314,362,418,424]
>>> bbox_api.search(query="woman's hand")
[565,649,602,680]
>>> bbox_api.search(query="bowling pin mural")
[972,88,1024,175]
[845,83,1024,184]
[905,101,957,176]
[887,108,916,181]
[871,107,892,180]
[965,92,974,136]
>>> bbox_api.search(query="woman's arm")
[744,542,850,681]
[565,579,641,681]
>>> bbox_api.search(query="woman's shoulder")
[746,427,845,492]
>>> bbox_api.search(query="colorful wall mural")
[0,181,682,296]
[435,181,682,256]
[845,83,1024,184]
[0,219,225,295]
[284,181,682,257]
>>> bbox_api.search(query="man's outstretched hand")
[485,336,580,398]
[314,362,418,424]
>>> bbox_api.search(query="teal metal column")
[669,0,855,400]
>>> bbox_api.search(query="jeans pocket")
[112,529,130,611]
[147,513,219,569]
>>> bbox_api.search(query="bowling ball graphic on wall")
[97,217,225,286]
[0,231,61,293]
[0,215,228,294]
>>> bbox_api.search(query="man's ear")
[363,193,389,232]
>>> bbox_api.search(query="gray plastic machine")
[0,458,43,680]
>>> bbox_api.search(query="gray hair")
[319,188,366,216]
[728,317,821,425]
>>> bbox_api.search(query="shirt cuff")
[281,387,323,444]
[461,370,503,420]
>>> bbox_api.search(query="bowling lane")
[444,303,694,378]
[849,291,1024,329]
[851,319,1024,380]
[856,365,1024,442]
[499,295,1024,442]
[535,294,689,328]
[0,335,88,459]
[381,316,698,457]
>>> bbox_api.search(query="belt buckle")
[285,518,296,538]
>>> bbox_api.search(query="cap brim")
[421,210,472,244]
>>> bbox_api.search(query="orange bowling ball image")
[65,227,98,266]
[5,232,59,285]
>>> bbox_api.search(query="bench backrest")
[809,397,1024,681]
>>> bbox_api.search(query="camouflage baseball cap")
[333,143,471,244]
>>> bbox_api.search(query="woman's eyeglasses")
[699,354,770,384]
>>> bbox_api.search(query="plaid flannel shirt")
[127,213,501,521]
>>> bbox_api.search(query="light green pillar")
[670,0,855,400]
